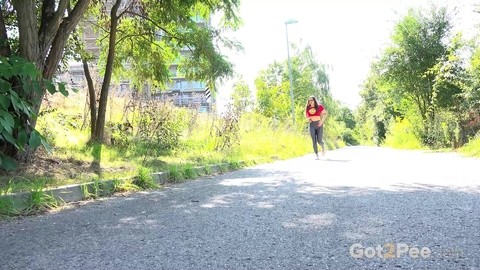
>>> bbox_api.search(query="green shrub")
[0,56,67,170]
[212,104,240,151]
[132,167,157,189]
[384,118,423,149]
[182,164,197,179]
[167,165,184,182]
[137,100,188,152]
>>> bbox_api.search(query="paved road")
[1,146,480,269]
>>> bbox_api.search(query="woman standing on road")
[305,96,327,159]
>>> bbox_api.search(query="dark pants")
[309,121,324,155]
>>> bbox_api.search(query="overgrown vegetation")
[0,56,67,170]
[0,88,313,194]
[0,1,242,163]
[355,5,480,152]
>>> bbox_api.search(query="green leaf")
[20,78,34,95]
[3,111,14,126]
[0,58,13,79]
[29,130,42,149]
[19,99,33,117]
[58,82,69,96]
[9,94,27,113]
[32,82,42,94]
[45,80,56,94]
[40,133,52,153]
[10,55,41,82]
[23,62,39,79]
[1,130,18,147]
[0,78,11,93]
[0,155,17,171]
[10,57,28,76]
[0,110,14,132]
[0,95,11,110]
[8,89,20,99]
[0,117,12,134]
[17,128,28,147]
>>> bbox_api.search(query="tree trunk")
[17,0,92,130]
[92,0,121,143]
[14,0,40,63]
[11,0,91,162]
[83,59,97,137]
[0,6,11,56]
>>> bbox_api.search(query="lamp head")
[285,19,298,25]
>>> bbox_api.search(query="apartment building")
[151,13,212,112]
[61,1,212,112]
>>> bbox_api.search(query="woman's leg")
[309,122,318,155]
[317,125,325,154]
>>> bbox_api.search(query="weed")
[0,196,17,217]
[1,182,22,217]
[119,179,141,192]
[167,166,184,183]
[228,160,242,170]
[132,167,157,189]
[203,165,213,175]
[0,180,13,195]
[80,178,103,199]
[183,164,197,179]
[81,182,94,199]
[111,179,123,193]
[25,180,60,214]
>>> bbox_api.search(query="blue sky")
[217,0,480,110]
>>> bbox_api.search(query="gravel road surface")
[1,146,479,269]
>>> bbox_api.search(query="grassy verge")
[458,136,480,158]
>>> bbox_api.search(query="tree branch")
[115,32,150,46]
[39,0,70,59]
[44,0,92,79]
[122,9,191,48]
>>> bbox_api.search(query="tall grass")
[238,113,311,160]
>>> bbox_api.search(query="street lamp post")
[285,19,298,125]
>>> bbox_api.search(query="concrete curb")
[0,159,264,214]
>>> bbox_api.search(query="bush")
[384,118,423,149]
[342,129,360,146]
[421,111,458,149]
[136,99,189,152]
[211,103,239,151]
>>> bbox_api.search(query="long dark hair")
[306,96,319,109]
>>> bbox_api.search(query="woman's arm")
[318,110,327,126]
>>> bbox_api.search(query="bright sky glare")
[217,0,480,110]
